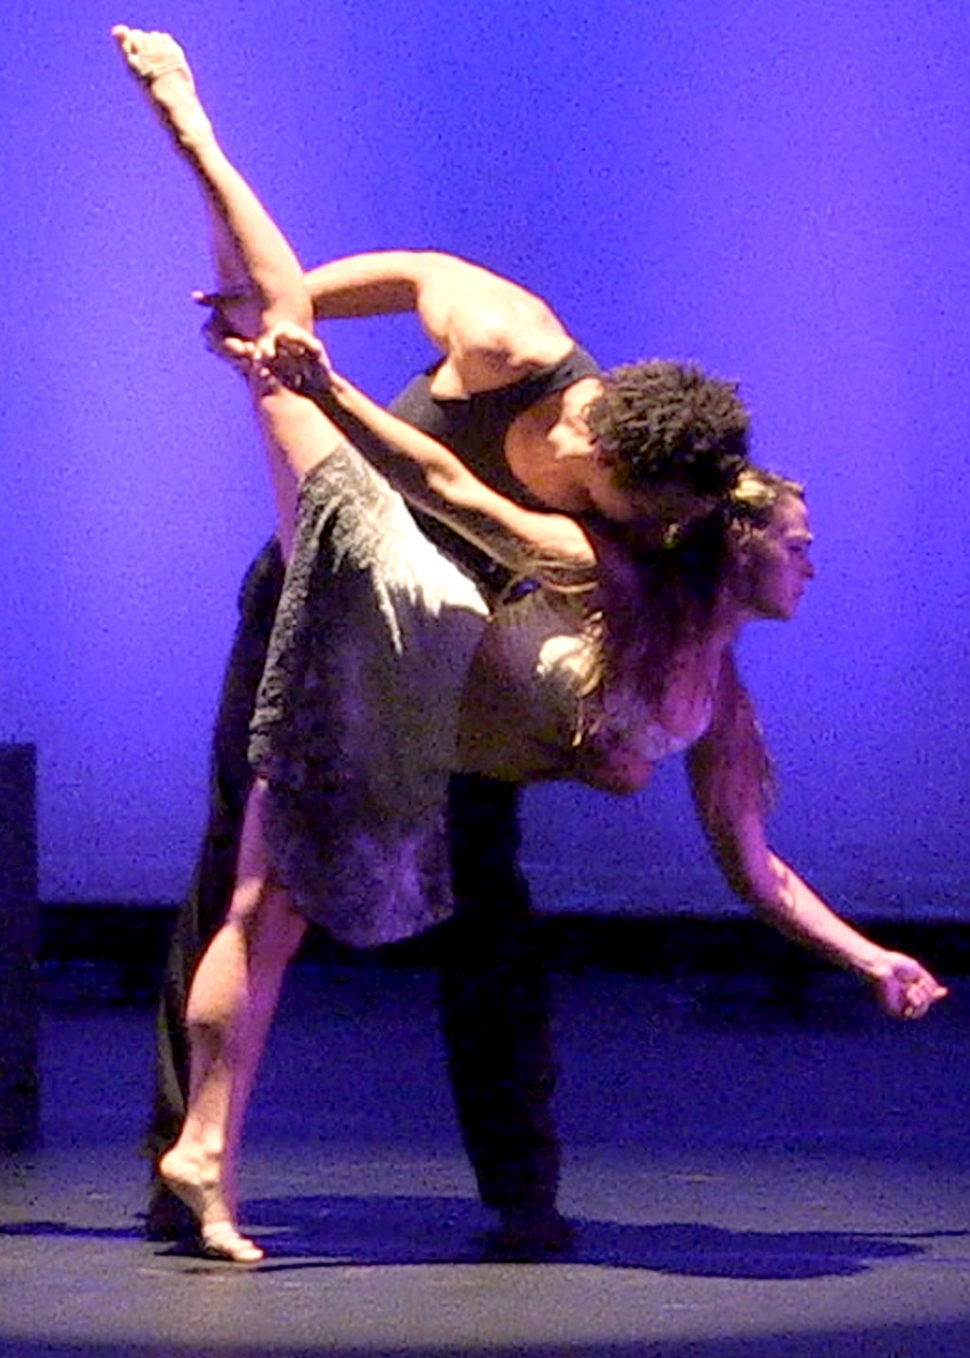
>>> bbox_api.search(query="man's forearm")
[305,252,424,319]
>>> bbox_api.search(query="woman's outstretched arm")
[686,657,948,1019]
[244,322,596,576]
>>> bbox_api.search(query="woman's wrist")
[844,944,892,983]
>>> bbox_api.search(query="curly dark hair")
[584,360,750,497]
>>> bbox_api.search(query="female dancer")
[112,27,947,1262]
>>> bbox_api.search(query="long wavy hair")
[577,467,805,808]
[589,466,805,701]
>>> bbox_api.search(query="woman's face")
[739,493,815,620]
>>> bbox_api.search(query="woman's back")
[458,583,716,794]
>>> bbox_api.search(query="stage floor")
[2,960,968,1357]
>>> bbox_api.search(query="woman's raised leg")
[111,26,347,545]
[111,26,310,337]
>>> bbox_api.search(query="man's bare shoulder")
[414,252,575,389]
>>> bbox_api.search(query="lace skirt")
[249,443,489,946]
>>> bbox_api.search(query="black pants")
[144,540,559,1215]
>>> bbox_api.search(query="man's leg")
[144,539,284,1236]
[438,774,570,1258]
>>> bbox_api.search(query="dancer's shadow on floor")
[1,1196,961,1280]
[201,1192,952,1279]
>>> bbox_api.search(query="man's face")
[739,494,815,620]
[590,475,721,550]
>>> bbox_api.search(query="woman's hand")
[249,321,332,397]
[871,953,948,1019]
[196,294,333,398]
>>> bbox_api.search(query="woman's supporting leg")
[143,540,286,1244]
[158,782,307,1261]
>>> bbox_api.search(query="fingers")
[195,301,324,387]
[899,969,948,1019]
[192,289,253,309]
[874,956,948,1020]
[262,321,323,357]
[250,323,324,380]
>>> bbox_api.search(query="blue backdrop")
[3,0,968,918]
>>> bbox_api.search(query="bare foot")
[158,1146,264,1263]
[111,26,213,150]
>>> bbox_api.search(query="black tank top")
[387,345,602,591]
[390,345,602,505]
[316,345,601,594]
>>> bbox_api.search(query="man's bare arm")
[305,250,574,393]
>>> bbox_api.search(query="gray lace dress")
[249,443,489,947]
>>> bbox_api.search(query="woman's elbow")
[709,832,780,909]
